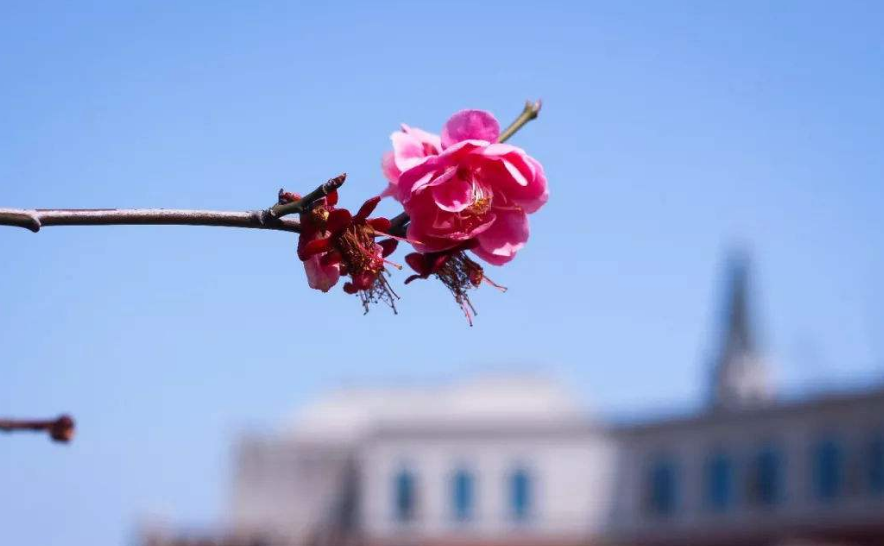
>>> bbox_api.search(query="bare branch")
[0,175,354,234]
[268,173,347,219]
[0,208,301,233]
[0,414,76,443]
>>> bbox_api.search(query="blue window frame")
[813,438,844,501]
[394,469,417,522]
[705,451,733,512]
[868,434,884,495]
[509,468,532,521]
[647,456,678,516]
[452,468,475,522]
[748,446,783,507]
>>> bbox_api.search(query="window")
[508,467,532,521]
[705,451,733,512]
[813,438,844,501]
[394,469,417,523]
[868,434,884,495]
[452,468,475,522]
[747,446,783,507]
[646,457,678,517]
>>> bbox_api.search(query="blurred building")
[143,255,884,546]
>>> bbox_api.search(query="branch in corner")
[0,414,76,443]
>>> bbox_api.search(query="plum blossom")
[385,109,548,266]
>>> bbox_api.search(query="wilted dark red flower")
[298,195,401,313]
[404,240,505,325]
[294,190,342,292]
[49,414,75,443]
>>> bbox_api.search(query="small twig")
[268,173,347,219]
[0,414,76,443]
[498,99,542,144]
[0,208,301,233]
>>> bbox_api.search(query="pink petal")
[303,256,341,292]
[471,244,514,266]
[474,209,530,265]
[441,110,500,149]
[481,144,540,190]
[391,131,430,172]
[380,152,401,199]
[481,143,523,157]
[402,124,442,153]
[425,165,459,188]
[380,183,398,200]
[519,156,549,214]
[479,151,549,214]
[397,140,488,200]
[406,222,458,254]
[503,159,530,187]
[431,173,472,213]
[405,190,497,246]
[398,168,437,203]
[382,151,400,184]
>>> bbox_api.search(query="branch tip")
[0,414,76,444]
[269,173,348,219]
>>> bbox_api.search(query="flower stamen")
[404,241,506,326]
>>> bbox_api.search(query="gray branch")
[0,208,301,234]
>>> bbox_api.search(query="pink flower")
[392,110,547,265]
[381,124,443,198]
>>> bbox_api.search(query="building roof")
[612,381,884,437]
[285,374,586,443]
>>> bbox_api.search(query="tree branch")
[0,208,301,234]
[269,173,347,218]
[0,414,75,443]
[0,175,354,234]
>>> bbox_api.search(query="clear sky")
[1,1,883,544]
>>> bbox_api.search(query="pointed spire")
[722,249,755,361]
[709,248,773,410]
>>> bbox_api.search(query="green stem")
[497,99,542,144]
[270,173,347,218]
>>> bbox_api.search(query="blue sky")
[1,1,883,544]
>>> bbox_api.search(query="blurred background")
[1,1,883,545]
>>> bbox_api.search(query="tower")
[709,250,773,410]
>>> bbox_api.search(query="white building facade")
[143,255,884,546]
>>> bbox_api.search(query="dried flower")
[295,191,342,292]
[49,415,75,443]
[404,241,505,325]
[298,196,401,313]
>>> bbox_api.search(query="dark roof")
[611,381,884,436]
